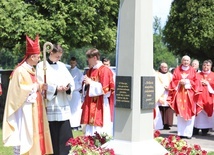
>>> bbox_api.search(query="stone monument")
[106,0,168,154]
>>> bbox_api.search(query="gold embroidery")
[92,97,98,102]
[89,117,94,125]
[181,106,185,110]
[181,73,189,79]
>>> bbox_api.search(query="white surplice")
[68,66,84,127]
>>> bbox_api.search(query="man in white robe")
[68,56,84,130]
[36,44,75,155]
[154,62,173,130]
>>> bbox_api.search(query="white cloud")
[153,0,173,27]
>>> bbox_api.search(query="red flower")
[202,150,208,155]
[194,144,201,150]
[154,131,208,155]
[167,135,174,141]
[67,132,114,155]
[154,130,161,137]
[81,149,87,154]
[181,146,187,151]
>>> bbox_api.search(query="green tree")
[0,0,52,69]
[163,0,214,61]
[0,0,119,69]
[153,17,178,70]
[64,46,116,70]
[64,46,91,69]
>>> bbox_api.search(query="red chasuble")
[167,65,201,120]
[196,71,214,116]
[81,65,115,127]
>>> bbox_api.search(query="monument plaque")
[115,76,132,109]
[141,76,155,110]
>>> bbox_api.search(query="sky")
[153,0,173,27]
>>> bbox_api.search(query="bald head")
[181,55,191,67]
[159,62,168,73]
[182,55,191,61]
[191,59,199,71]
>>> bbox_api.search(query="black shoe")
[179,136,192,139]
[179,136,185,139]
[71,127,78,131]
[193,127,199,135]
[78,125,82,131]
[202,129,209,136]
[163,125,171,130]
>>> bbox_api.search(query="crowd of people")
[3,35,214,155]
[154,55,214,139]
[2,36,115,155]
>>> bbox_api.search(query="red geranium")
[66,132,115,155]
[154,130,208,155]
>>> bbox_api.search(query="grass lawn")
[0,124,13,155]
[0,126,83,155]
[73,130,84,137]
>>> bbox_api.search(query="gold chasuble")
[3,63,53,155]
[167,65,201,120]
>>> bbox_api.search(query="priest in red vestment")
[81,48,115,136]
[167,55,201,139]
[194,60,214,136]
